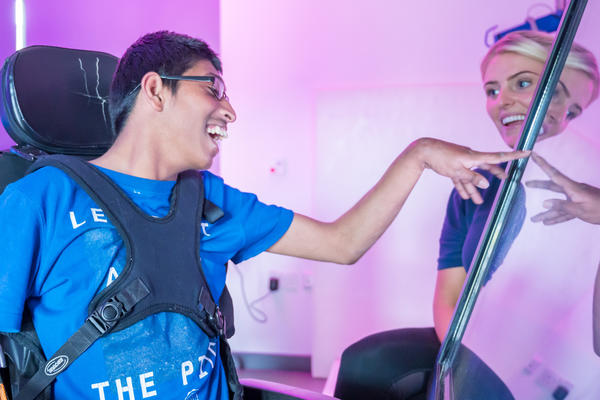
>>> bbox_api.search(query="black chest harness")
[17,155,242,400]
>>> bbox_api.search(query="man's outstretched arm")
[268,137,528,264]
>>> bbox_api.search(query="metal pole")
[431,0,589,398]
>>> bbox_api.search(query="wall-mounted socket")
[267,271,316,292]
[269,277,279,291]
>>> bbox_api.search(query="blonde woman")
[335,30,599,400]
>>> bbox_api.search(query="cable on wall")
[232,263,273,324]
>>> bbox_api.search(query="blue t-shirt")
[0,165,293,400]
[437,168,526,281]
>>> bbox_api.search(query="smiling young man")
[0,31,527,400]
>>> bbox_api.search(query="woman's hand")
[526,152,600,225]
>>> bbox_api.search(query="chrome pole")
[431,0,589,398]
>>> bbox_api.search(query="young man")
[0,31,527,400]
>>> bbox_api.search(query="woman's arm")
[433,267,467,342]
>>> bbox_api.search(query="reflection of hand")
[525,152,600,225]
[415,138,529,204]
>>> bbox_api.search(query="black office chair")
[334,327,514,400]
[0,45,337,400]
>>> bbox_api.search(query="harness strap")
[17,155,239,399]
[199,286,225,337]
[15,279,150,400]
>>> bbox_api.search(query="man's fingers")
[484,150,530,164]
[525,179,565,193]
[453,168,490,189]
[452,178,470,201]
[452,172,485,204]
[466,149,528,181]
[471,170,490,190]
[453,178,484,205]
[463,182,484,205]
[477,163,507,180]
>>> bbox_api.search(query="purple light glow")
[14,0,25,50]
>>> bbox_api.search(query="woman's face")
[483,52,595,148]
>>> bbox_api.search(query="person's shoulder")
[17,164,73,183]
[4,165,78,201]
[200,170,225,188]
[200,170,252,200]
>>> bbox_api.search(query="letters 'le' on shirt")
[0,166,293,400]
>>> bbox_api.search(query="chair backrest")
[0,45,118,399]
[0,45,118,195]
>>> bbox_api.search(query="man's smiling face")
[162,59,236,170]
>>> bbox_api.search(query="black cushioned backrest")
[0,45,118,155]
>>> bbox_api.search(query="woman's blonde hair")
[481,30,599,105]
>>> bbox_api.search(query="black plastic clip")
[208,306,225,337]
[87,297,127,335]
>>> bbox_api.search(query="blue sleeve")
[202,172,294,264]
[230,192,293,264]
[0,185,43,332]
[437,189,468,270]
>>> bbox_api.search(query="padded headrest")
[0,45,119,155]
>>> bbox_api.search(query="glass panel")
[432,1,600,399]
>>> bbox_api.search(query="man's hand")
[526,152,600,225]
[413,138,530,204]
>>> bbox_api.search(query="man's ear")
[139,71,166,111]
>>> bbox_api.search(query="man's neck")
[91,127,180,181]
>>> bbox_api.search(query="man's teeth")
[502,115,525,125]
[207,126,228,140]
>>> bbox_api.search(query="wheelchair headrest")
[0,45,119,156]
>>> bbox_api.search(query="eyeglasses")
[159,74,228,101]
[126,74,228,101]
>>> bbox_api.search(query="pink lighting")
[0,0,599,398]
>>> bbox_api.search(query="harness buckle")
[86,296,127,335]
[87,311,110,334]
[207,306,225,337]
